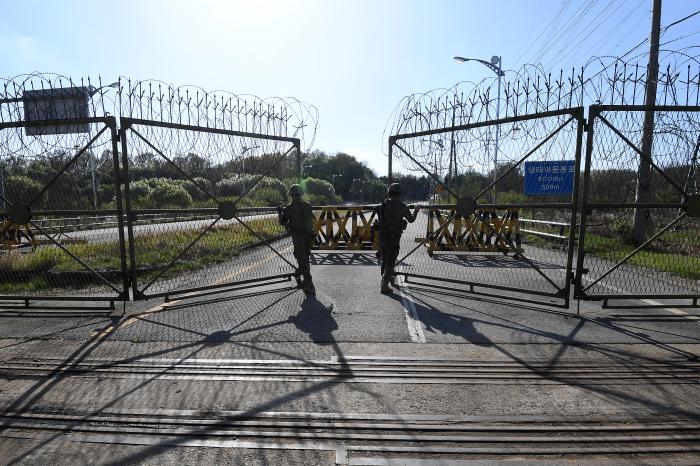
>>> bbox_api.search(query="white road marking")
[396,276,427,344]
[581,276,698,320]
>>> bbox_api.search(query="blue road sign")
[524,160,575,195]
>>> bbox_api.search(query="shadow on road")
[311,252,380,266]
[288,294,338,343]
[431,253,565,270]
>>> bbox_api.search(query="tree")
[5,175,42,205]
[146,183,192,208]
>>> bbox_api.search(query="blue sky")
[1,0,698,174]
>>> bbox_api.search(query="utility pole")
[632,0,661,244]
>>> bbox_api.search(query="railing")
[519,218,569,241]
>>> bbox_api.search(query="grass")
[581,231,700,280]
[0,218,285,293]
[520,227,699,280]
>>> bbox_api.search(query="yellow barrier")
[417,207,523,256]
[1,218,37,251]
[313,206,379,250]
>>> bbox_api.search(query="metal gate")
[575,105,700,308]
[119,118,302,301]
[0,110,128,308]
[388,108,585,308]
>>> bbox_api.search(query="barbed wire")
[385,49,700,142]
[385,50,700,184]
[0,72,319,166]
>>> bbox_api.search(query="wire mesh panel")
[390,108,584,306]
[114,78,318,301]
[120,119,301,300]
[576,106,700,307]
[0,74,127,304]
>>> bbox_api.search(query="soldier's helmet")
[387,183,403,196]
[288,184,304,198]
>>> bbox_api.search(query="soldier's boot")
[380,279,392,294]
[302,278,316,295]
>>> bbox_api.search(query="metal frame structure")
[388,104,699,310]
[0,116,127,309]
[388,108,585,308]
[118,117,302,301]
[574,105,700,308]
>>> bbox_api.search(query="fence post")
[109,118,130,297]
[575,106,597,300]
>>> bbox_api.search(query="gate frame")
[0,115,129,308]
[574,104,700,308]
[118,117,302,301]
[387,107,586,308]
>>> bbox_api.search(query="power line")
[566,0,647,67]
[578,7,699,88]
[664,8,700,30]
[543,0,636,70]
[529,0,600,65]
[513,0,571,67]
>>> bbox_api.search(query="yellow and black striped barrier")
[1,218,37,251]
[417,206,523,256]
[312,205,379,251]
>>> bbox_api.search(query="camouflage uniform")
[279,184,316,294]
[375,183,418,293]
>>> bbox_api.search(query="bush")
[181,177,212,201]
[251,187,284,206]
[216,175,256,197]
[257,177,287,197]
[98,184,114,204]
[5,175,42,204]
[129,179,152,202]
[216,175,286,199]
[146,184,193,208]
[305,177,333,195]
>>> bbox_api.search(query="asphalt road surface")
[0,212,698,464]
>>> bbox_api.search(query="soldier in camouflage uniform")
[278,184,316,294]
[375,183,419,293]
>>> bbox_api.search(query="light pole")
[361,181,369,204]
[352,178,361,203]
[331,174,340,199]
[454,55,504,203]
[83,82,118,210]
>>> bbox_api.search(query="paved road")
[0,211,698,464]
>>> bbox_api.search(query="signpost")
[23,87,90,136]
[524,160,575,195]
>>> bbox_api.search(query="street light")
[361,181,369,203]
[88,81,119,97]
[330,174,340,199]
[352,178,362,203]
[454,55,504,203]
[83,82,119,210]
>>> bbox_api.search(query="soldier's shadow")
[288,294,338,343]
[387,290,492,345]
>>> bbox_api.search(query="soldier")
[375,183,420,293]
[278,184,316,294]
